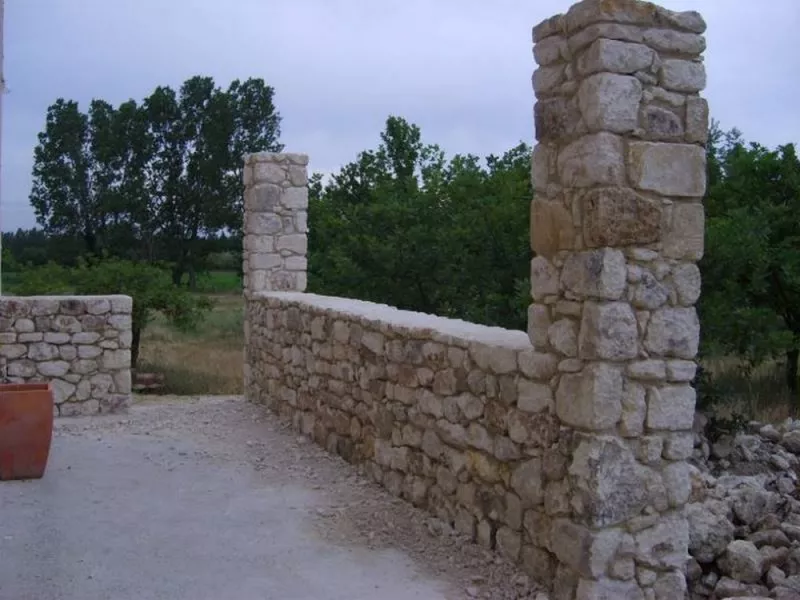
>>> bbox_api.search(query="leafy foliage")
[309,116,531,330]
[28,76,281,287]
[12,258,212,369]
[700,122,800,402]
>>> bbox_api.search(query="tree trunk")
[788,347,799,403]
[131,324,142,371]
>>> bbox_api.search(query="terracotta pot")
[0,382,54,481]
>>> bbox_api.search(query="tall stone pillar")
[242,152,309,396]
[529,1,707,598]
[242,152,309,298]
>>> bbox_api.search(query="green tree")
[30,99,119,255]
[12,258,211,369]
[700,123,800,399]
[309,116,531,330]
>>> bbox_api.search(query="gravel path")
[0,395,544,600]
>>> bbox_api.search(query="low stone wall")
[246,292,690,595]
[0,296,133,416]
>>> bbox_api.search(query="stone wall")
[244,0,709,597]
[0,296,133,416]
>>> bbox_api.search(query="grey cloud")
[2,0,799,231]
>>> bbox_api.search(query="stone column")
[242,152,309,298]
[242,152,309,397]
[529,1,707,598]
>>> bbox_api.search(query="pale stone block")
[530,256,560,300]
[518,379,553,413]
[250,253,283,270]
[30,298,60,315]
[36,360,70,377]
[647,385,696,430]
[0,332,16,344]
[7,360,36,378]
[556,363,623,430]
[13,318,35,333]
[531,144,552,193]
[294,211,308,233]
[628,142,706,197]
[663,462,691,507]
[569,435,651,527]
[660,59,706,93]
[510,458,543,507]
[634,515,689,570]
[558,132,625,188]
[628,360,666,381]
[567,22,644,54]
[621,381,646,437]
[44,332,70,344]
[548,319,578,357]
[496,527,521,561]
[666,360,696,382]
[18,332,43,343]
[85,298,111,315]
[534,34,568,66]
[578,39,655,76]
[561,249,627,300]
[101,349,131,371]
[108,314,132,331]
[275,234,307,255]
[532,64,565,95]
[245,213,283,235]
[284,256,307,272]
[578,301,638,361]
[632,271,669,309]
[110,296,133,314]
[685,96,709,145]
[281,186,308,209]
[531,199,575,258]
[28,342,59,361]
[246,234,275,254]
[72,332,101,344]
[643,29,705,54]
[642,105,684,141]
[78,345,103,359]
[528,304,551,350]
[672,263,701,306]
[51,378,77,403]
[245,184,281,212]
[535,97,583,141]
[644,307,699,360]
[287,166,307,187]
[578,73,642,133]
[253,161,286,185]
[517,349,558,380]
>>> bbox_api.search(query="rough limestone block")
[582,187,661,248]
[644,307,700,359]
[578,301,639,361]
[578,73,642,133]
[646,385,696,430]
[569,435,651,527]
[558,132,626,188]
[685,97,709,145]
[628,142,707,197]
[530,199,575,258]
[530,256,560,300]
[662,203,705,260]
[534,34,568,66]
[660,59,706,93]
[561,249,627,300]
[556,363,623,430]
[535,97,583,141]
[577,38,655,76]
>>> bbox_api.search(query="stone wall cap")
[252,291,532,350]
[244,152,309,166]
[0,295,132,302]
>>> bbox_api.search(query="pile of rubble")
[686,413,800,599]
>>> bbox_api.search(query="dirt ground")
[0,395,546,600]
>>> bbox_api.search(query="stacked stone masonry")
[528,0,708,598]
[244,0,709,597]
[242,152,309,297]
[0,296,133,416]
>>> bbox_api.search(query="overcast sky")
[2,0,798,232]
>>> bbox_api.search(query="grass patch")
[703,356,798,422]
[194,270,242,294]
[138,294,244,395]
[0,271,23,294]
